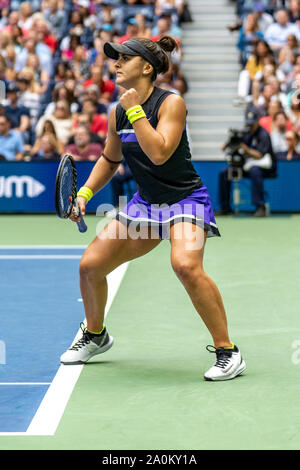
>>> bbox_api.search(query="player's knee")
[171,255,203,284]
[79,256,105,281]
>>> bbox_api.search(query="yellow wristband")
[77,186,94,202]
[126,105,146,125]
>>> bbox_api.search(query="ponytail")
[135,35,178,80]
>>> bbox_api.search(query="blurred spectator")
[278,33,300,75]
[18,2,34,37]
[96,0,124,33]
[234,39,273,105]
[43,0,66,41]
[25,53,50,93]
[83,65,116,103]
[2,11,19,36]
[0,5,9,30]
[155,0,185,20]
[77,0,98,32]
[151,12,182,41]
[237,13,264,66]
[254,82,276,114]
[68,112,104,145]
[265,9,300,51]
[267,75,287,106]
[246,39,274,80]
[289,0,300,24]
[119,17,140,43]
[0,0,189,160]
[78,97,108,140]
[65,124,103,161]
[4,82,31,146]
[0,114,24,161]
[62,9,94,49]
[259,100,283,132]
[10,24,24,51]
[4,44,17,79]
[30,118,65,156]
[16,68,43,128]
[54,61,74,84]
[135,13,152,38]
[0,53,11,84]
[285,69,300,102]
[252,2,274,34]
[285,91,300,123]
[61,34,82,62]
[34,16,58,53]
[270,109,293,152]
[31,133,61,160]
[77,85,108,115]
[35,99,74,144]
[275,129,300,159]
[15,30,53,77]
[44,83,79,116]
[0,31,13,57]
[69,45,90,81]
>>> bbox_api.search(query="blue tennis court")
[0,246,85,433]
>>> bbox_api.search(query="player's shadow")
[84,358,246,384]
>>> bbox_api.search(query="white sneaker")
[60,323,114,364]
[204,344,246,381]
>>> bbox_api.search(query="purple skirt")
[115,185,220,240]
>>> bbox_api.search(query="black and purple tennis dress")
[115,86,220,239]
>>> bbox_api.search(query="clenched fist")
[119,88,140,111]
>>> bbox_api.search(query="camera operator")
[216,106,277,217]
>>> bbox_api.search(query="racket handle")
[73,199,88,233]
[77,215,87,233]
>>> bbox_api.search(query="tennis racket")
[55,154,87,233]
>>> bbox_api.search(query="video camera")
[223,128,247,180]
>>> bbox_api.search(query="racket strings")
[59,160,75,217]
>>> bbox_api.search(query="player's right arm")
[76,106,123,217]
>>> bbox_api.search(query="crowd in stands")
[0,0,192,162]
[232,0,300,160]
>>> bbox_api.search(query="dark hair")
[135,35,178,81]
[253,39,273,66]
[0,114,11,125]
[273,110,287,120]
[82,97,96,107]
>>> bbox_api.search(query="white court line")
[0,245,87,249]
[25,262,129,436]
[0,247,129,436]
[0,255,82,259]
[0,246,86,259]
[0,383,51,386]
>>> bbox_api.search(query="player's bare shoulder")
[158,93,186,120]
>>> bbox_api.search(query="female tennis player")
[60,36,246,381]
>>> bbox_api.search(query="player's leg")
[60,219,161,364]
[170,222,230,347]
[80,218,160,332]
[169,222,246,381]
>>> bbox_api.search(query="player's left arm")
[122,90,186,165]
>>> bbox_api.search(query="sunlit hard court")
[0,213,300,449]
